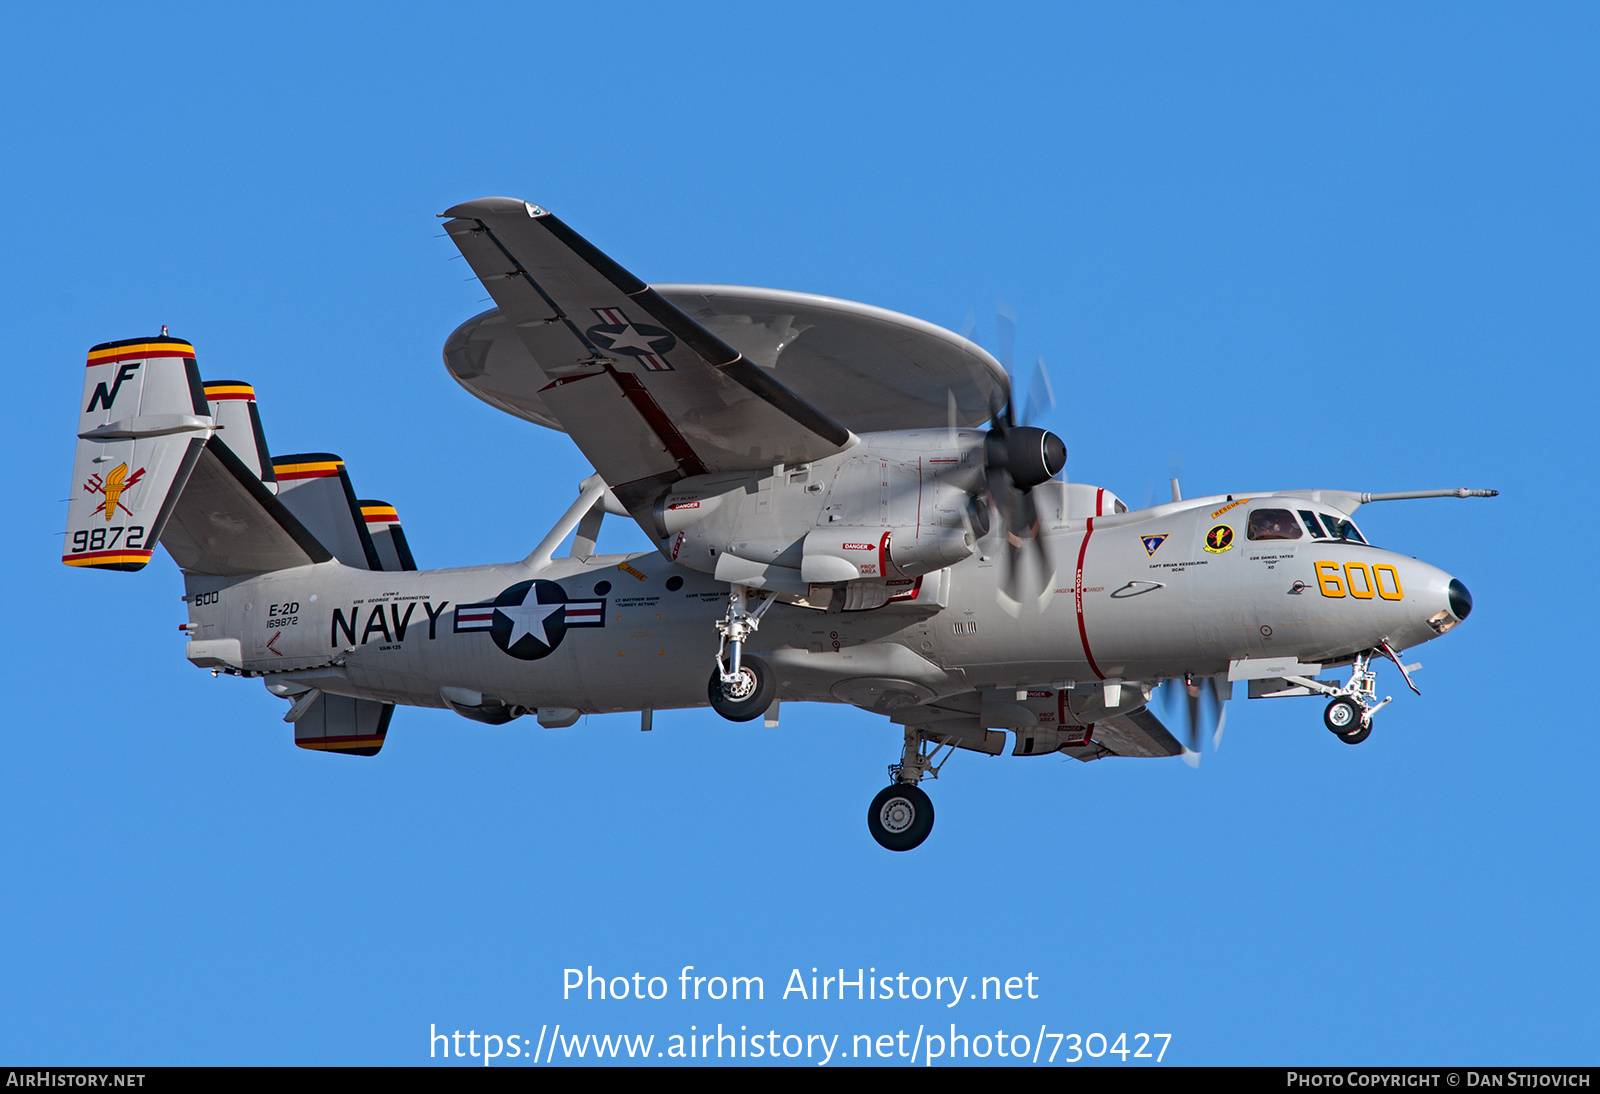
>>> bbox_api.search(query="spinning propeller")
[981,302,1066,614]
[1162,673,1229,767]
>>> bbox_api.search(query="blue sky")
[3,2,1596,1066]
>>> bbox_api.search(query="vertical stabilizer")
[271,453,382,570]
[202,380,277,490]
[293,693,392,756]
[65,336,214,571]
[359,501,418,571]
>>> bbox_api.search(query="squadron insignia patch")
[454,580,606,660]
[1141,533,1169,556]
[83,462,146,520]
[1204,524,1236,553]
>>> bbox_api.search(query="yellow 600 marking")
[1315,561,1345,597]
[1315,561,1404,601]
[1373,564,1403,600]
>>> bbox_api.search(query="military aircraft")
[62,197,1494,850]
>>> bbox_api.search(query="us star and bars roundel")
[452,580,606,660]
[584,307,676,371]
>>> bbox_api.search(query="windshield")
[1298,509,1368,544]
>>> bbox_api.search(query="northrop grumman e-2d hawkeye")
[62,197,1493,850]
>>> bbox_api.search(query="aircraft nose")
[1419,571,1472,638]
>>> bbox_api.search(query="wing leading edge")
[442,198,854,517]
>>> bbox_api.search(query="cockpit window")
[1297,508,1371,545]
[1324,516,1366,543]
[1247,508,1303,541]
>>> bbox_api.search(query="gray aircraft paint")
[177,454,1464,727]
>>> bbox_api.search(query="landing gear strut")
[708,584,777,722]
[1288,649,1391,746]
[866,727,954,851]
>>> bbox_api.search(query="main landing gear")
[867,728,954,851]
[708,584,776,722]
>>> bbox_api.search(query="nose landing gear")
[1287,649,1394,745]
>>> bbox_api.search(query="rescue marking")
[1074,518,1106,681]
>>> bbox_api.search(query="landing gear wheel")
[867,783,935,852]
[706,655,774,722]
[1324,697,1364,736]
[1337,721,1373,745]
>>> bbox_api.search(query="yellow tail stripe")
[87,343,195,363]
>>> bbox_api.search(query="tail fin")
[65,337,214,571]
[205,389,417,572]
[202,380,277,489]
[66,336,331,576]
[292,693,393,756]
[271,454,384,570]
[359,501,418,571]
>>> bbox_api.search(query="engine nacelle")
[884,525,975,576]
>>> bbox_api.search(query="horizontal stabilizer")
[160,437,333,575]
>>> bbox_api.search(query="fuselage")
[182,473,1469,725]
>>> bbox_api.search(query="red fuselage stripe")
[1074,517,1105,680]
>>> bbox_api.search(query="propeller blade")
[1185,676,1202,753]
[1212,705,1228,751]
[992,479,1053,614]
[996,299,1017,376]
[1022,355,1055,427]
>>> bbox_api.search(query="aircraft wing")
[1062,706,1186,761]
[442,198,854,514]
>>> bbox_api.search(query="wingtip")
[440,197,549,220]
